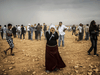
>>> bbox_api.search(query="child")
[4,23,14,56]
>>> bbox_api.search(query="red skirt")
[45,44,66,71]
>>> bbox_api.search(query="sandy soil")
[0,30,100,75]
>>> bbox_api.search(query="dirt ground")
[0,30,100,75]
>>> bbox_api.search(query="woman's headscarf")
[48,24,56,34]
[90,20,96,28]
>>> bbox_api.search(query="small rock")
[11,61,15,64]
[32,71,36,75]
[87,72,92,75]
[27,70,30,72]
[2,69,5,72]
[9,67,13,70]
[74,66,78,69]
[93,68,99,73]
[75,70,78,73]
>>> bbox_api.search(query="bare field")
[0,30,100,75]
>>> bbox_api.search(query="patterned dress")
[6,29,14,48]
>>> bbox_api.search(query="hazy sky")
[0,0,100,26]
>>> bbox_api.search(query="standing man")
[12,26,17,38]
[57,22,68,47]
[72,25,76,35]
[3,25,7,39]
[29,25,34,40]
[36,23,42,40]
[20,25,25,39]
[34,24,37,40]
[43,23,47,39]
[17,25,21,38]
[85,24,89,40]
[40,25,43,37]
[24,26,26,39]
[82,24,84,40]
[77,23,83,41]
[27,24,31,40]
[0,25,3,39]
[16,25,18,36]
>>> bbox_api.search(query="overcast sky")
[0,0,100,26]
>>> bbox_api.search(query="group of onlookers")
[27,23,47,41]
[71,23,99,41]
[0,23,47,41]
[0,20,100,74]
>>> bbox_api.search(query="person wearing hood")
[85,24,89,40]
[87,20,99,56]
[45,24,66,73]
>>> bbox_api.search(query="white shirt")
[58,25,69,35]
[77,26,82,33]
[24,27,26,31]
[70,27,72,29]
[27,26,30,31]
[85,26,89,32]
[17,26,21,31]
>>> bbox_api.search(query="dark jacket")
[43,25,47,31]
[36,25,42,31]
[89,25,99,40]
[12,27,16,34]
[46,31,59,46]
[21,27,24,34]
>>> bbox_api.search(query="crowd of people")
[0,20,100,73]
[0,23,47,41]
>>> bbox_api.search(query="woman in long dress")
[45,24,66,73]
